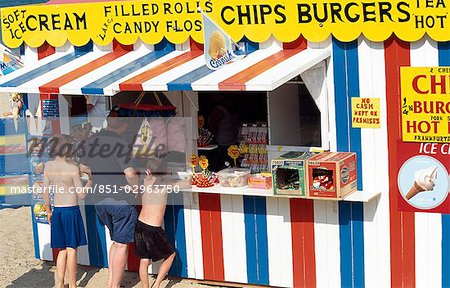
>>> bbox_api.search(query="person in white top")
[85,95,107,131]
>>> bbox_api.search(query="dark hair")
[107,106,127,129]
[49,134,76,160]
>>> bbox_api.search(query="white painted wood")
[221,195,248,283]
[181,187,379,202]
[20,51,106,94]
[266,198,293,288]
[183,193,197,278]
[58,95,70,134]
[104,225,113,267]
[191,42,281,91]
[59,47,150,95]
[246,49,331,91]
[181,187,272,197]
[314,200,341,288]
[186,193,204,279]
[107,50,188,94]
[0,52,70,90]
[24,45,39,64]
[37,222,53,261]
[340,190,381,202]
[410,36,442,288]
[94,42,113,52]
[299,61,330,150]
[140,56,204,91]
[325,39,337,152]
[358,37,392,288]
[164,91,183,116]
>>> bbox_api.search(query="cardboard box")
[248,173,272,189]
[271,151,316,197]
[307,152,357,199]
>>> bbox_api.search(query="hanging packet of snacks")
[133,118,156,158]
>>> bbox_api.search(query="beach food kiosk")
[0,0,449,287]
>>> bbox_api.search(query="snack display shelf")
[181,186,273,197]
[181,186,381,202]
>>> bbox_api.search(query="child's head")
[49,134,75,159]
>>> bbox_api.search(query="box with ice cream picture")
[271,151,316,197]
[306,152,358,199]
[396,141,449,213]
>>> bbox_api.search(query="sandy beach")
[0,207,247,288]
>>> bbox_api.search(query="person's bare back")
[43,158,85,207]
[138,174,167,227]
[139,174,190,227]
[41,134,92,288]
[136,170,191,288]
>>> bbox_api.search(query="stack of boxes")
[271,151,315,197]
[238,123,268,173]
[271,151,358,200]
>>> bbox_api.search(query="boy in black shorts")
[134,169,176,288]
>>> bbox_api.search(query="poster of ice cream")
[0,44,23,76]
[200,9,244,70]
[397,141,450,213]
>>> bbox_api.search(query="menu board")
[398,67,449,212]
[42,99,59,118]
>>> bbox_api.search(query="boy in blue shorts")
[42,134,92,288]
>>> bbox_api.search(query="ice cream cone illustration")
[35,162,44,175]
[208,31,227,60]
[405,166,438,200]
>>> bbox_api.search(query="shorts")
[134,220,175,261]
[51,206,87,249]
[95,199,137,244]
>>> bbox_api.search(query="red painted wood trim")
[38,41,56,60]
[290,198,316,288]
[190,38,204,52]
[384,36,415,288]
[283,36,307,50]
[218,45,307,91]
[113,39,134,52]
[198,193,225,281]
[40,50,129,93]
[119,49,203,91]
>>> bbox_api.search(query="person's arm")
[72,171,86,200]
[42,171,52,224]
[79,163,92,179]
[124,167,139,192]
[85,96,98,112]
[144,169,157,187]
[72,166,92,200]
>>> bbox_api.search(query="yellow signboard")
[400,67,450,143]
[1,0,449,48]
[351,98,381,128]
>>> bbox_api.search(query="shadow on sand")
[6,261,105,288]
